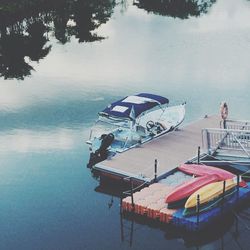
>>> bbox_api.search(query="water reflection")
[0,21,51,80]
[0,1,250,249]
[119,204,250,249]
[95,184,247,250]
[0,0,115,79]
[0,129,76,153]
[93,158,250,250]
[52,0,115,43]
[134,0,216,18]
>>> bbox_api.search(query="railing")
[223,119,250,131]
[202,128,250,158]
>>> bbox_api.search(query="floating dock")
[122,183,176,223]
[121,178,250,231]
[94,115,220,182]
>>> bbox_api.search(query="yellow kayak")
[185,179,237,209]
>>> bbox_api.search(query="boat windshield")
[89,118,130,141]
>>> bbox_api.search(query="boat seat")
[156,120,171,132]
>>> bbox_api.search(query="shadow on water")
[118,195,250,249]
[0,0,116,80]
[95,179,249,249]
[134,0,217,19]
[121,212,236,248]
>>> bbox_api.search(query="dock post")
[206,129,211,155]
[196,194,200,230]
[197,146,201,164]
[221,180,226,213]
[130,178,135,211]
[154,159,158,182]
[237,174,240,200]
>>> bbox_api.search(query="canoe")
[184,179,237,209]
[165,174,221,208]
[178,164,247,187]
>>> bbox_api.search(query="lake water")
[0,0,250,249]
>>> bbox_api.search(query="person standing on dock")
[220,101,228,129]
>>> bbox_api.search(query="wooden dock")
[94,115,220,182]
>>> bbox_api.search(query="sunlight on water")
[0,128,90,153]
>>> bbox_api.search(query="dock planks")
[94,115,220,182]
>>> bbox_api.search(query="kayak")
[183,188,236,217]
[178,164,235,179]
[185,179,236,208]
[165,174,221,208]
[178,164,247,187]
[183,179,237,216]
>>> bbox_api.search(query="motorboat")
[86,93,186,166]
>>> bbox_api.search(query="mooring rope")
[122,179,148,196]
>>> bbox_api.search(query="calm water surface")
[0,0,250,249]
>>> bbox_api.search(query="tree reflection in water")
[0,21,51,80]
[134,0,216,19]
[0,0,116,79]
[0,0,217,80]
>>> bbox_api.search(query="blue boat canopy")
[99,93,169,120]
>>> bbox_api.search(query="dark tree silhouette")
[0,0,218,80]
[0,20,51,80]
[0,33,34,80]
[26,22,51,62]
[0,0,115,79]
[134,0,216,19]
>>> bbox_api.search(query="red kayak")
[178,164,247,187]
[165,174,220,205]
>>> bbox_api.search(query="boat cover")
[99,93,169,120]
